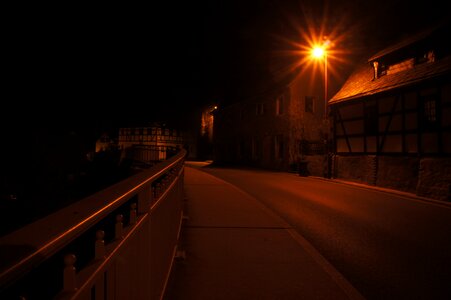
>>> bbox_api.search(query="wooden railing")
[0,149,186,300]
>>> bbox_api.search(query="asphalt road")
[192,163,451,299]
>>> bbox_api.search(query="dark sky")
[5,0,450,131]
[2,0,449,228]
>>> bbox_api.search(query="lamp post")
[324,50,327,117]
[311,39,330,118]
[311,39,332,178]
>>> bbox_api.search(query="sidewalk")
[164,166,365,300]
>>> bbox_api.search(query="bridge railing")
[124,144,180,169]
[0,149,186,300]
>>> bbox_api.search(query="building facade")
[118,126,184,150]
[329,22,451,201]
[214,69,329,176]
[116,125,186,164]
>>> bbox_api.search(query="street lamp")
[311,39,330,118]
[311,39,332,179]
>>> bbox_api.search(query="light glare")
[312,46,325,58]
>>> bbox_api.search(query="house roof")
[329,22,451,105]
[367,24,442,62]
[329,56,451,104]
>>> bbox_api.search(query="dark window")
[416,50,435,64]
[305,96,315,113]
[256,103,265,115]
[275,135,284,159]
[252,137,261,160]
[421,94,439,130]
[364,102,378,135]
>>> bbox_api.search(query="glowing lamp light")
[312,46,325,58]
[310,42,330,118]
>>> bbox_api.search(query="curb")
[304,175,451,209]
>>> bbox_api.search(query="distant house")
[118,125,184,150]
[329,22,451,201]
[117,124,186,164]
[214,69,329,175]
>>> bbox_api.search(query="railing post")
[154,183,161,199]
[95,230,106,260]
[138,187,151,214]
[130,203,137,225]
[0,150,186,300]
[115,214,123,240]
[63,254,77,293]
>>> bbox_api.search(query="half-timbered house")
[329,22,451,201]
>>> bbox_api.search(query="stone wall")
[305,155,325,177]
[335,155,377,185]
[417,158,451,201]
[376,156,419,193]
[335,154,451,202]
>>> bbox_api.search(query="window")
[305,96,315,113]
[276,96,284,115]
[424,98,436,122]
[275,135,284,159]
[251,137,261,160]
[421,94,438,130]
[416,50,435,64]
[364,102,378,135]
[372,60,387,79]
[256,103,265,115]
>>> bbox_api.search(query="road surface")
[190,163,451,299]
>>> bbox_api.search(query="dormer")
[369,21,450,80]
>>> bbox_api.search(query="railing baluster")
[95,230,106,260]
[0,149,186,300]
[63,254,77,293]
[130,203,137,225]
[138,187,151,214]
[115,214,123,240]
[155,183,161,199]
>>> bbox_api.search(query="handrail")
[0,149,186,299]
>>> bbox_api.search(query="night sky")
[5,0,450,131]
[1,0,450,231]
